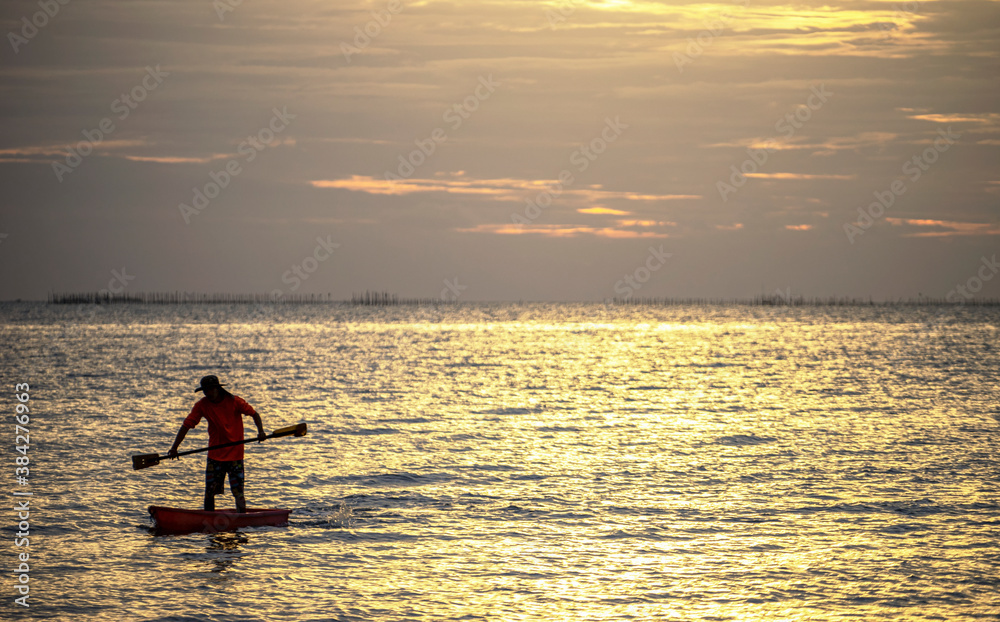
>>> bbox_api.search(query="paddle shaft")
[171,434,269,459]
[132,423,307,470]
[172,423,305,458]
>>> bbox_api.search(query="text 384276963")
[13,383,31,608]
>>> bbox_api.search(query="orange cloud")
[311,174,700,203]
[123,155,224,164]
[617,219,675,227]
[885,218,1000,237]
[785,224,813,231]
[578,207,631,215]
[311,175,532,198]
[744,173,855,180]
[710,132,898,155]
[906,113,1000,124]
[456,224,668,239]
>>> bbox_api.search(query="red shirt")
[182,394,258,461]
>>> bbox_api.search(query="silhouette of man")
[168,375,266,512]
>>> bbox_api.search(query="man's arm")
[250,411,266,442]
[167,425,189,459]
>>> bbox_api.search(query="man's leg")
[205,459,224,511]
[229,460,247,513]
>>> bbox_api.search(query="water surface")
[1,303,998,620]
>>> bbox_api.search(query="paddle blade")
[272,423,307,438]
[132,453,162,470]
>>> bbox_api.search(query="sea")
[1,302,998,621]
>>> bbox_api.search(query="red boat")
[148,505,291,534]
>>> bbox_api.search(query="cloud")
[122,154,226,164]
[311,174,701,203]
[744,172,856,180]
[710,132,899,156]
[455,223,668,239]
[0,139,149,163]
[578,206,631,215]
[885,218,1000,237]
[0,139,237,166]
[906,113,1000,124]
[617,219,675,228]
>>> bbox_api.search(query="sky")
[0,0,998,302]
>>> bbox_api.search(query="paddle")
[132,422,307,471]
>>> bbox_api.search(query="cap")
[195,375,226,393]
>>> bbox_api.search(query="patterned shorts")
[205,458,244,496]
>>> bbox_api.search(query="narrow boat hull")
[148,505,290,534]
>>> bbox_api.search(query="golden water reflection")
[12,305,999,619]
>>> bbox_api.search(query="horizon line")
[8,291,997,307]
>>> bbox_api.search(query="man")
[168,375,266,513]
